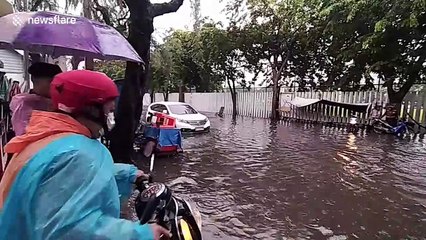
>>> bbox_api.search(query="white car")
[146,102,210,132]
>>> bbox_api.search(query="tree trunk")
[271,86,280,120]
[163,91,169,101]
[109,23,145,164]
[385,66,419,113]
[178,85,185,102]
[231,92,237,120]
[109,61,142,163]
[150,88,155,103]
[70,56,83,70]
[386,85,405,126]
[387,89,404,109]
[270,49,290,120]
[109,0,184,164]
[227,79,237,120]
[29,53,41,63]
[85,58,94,70]
[271,69,280,120]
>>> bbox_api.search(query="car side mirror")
[162,110,168,114]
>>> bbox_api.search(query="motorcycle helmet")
[50,70,119,126]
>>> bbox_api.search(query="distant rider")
[10,62,62,136]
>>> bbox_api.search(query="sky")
[150,0,228,40]
[54,0,228,40]
[149,0,262,86]
[5,0,262,86]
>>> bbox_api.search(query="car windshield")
[168,104,198,115]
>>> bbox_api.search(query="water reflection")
[133,115,426,239]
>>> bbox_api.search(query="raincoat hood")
[9,93,50,113]
[5,111,91,154]
[9,93,51,136]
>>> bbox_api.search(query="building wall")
[0,49,24,84]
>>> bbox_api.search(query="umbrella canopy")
[0,11,142,62]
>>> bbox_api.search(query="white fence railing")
[153,90,426,125]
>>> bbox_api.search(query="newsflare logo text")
[13,15,77,26]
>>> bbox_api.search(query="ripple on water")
[130,116,426,239]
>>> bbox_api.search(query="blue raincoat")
[0,134,153,239]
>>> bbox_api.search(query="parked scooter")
[134,158,202,240]
[134,112,182,158]
[371,115,415,138]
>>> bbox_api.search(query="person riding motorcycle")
[0,70,170,240]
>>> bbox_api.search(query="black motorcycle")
[135,175,202,240]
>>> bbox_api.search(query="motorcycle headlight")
[180,219,194,240]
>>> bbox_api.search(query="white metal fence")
[153,90,426,125]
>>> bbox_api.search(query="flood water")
[135,114,426,239]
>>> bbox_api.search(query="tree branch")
[226,78,234,95]
[382,72,396,94]
[151,0,184,17]
[278,52,290,77]
[93,0,112,26]
[397,51,426,97]
[30,0,44,11]
[251,69,261,83]
[117,10,130,23]
[398,74,416,97]
[232,77,236,93]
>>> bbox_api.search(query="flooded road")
[136,114,426,239]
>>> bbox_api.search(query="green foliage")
[227,0,328,89]
[197,24,247,90]
[151,37,181,94]
[34,0,425,106]
[321,0,426,99]
[94,60,126,79]
[151,23,253,94]
[221,0,426,106]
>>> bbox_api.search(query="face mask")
[106,112,115,131]
[97,112,115,138]
[98,128,105,138]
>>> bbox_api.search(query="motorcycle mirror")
[134,173,154,192]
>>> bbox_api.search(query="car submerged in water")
[146,101,210,132]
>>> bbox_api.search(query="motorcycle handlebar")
[135,174,154,192]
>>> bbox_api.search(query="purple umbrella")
[0,11,142,62]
